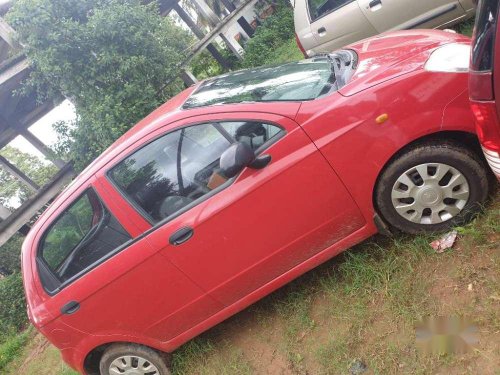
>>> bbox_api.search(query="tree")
[7,0,193,171]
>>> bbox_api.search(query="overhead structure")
[158,0,261,85]
[0,0,268,247]
[0,3,75,247]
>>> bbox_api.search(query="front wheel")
[99,343,171,375]
[375,141,490,234]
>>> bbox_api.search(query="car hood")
[339,30,470,97]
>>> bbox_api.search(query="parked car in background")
[469,0,500,179]
[295,0,476,56]
[23,30,492,375]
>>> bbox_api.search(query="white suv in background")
[294,0,476,56]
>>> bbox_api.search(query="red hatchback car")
[22,30,493,375]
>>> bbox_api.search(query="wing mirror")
[220,142,272,178]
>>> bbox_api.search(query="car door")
[357,0,466,32]
[106,112,365,323]
[35,177,223,344]
[307,0,378,53]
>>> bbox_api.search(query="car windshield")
[183,57,337,109]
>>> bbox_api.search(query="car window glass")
[40,189,131,284]
[471,0,499,71]
[220,122,283,150]
[183,58,334,108]
[308,0,351,22]
[109,123,232,223]
[109,122,285,224]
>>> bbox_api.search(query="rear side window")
[471,0,499,71]
[308,0,352,22]
[39,189,131,287]
[109,122,284,224]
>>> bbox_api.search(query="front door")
[308,0,378,52]
[357,0,465,32]
[107,113,365,314]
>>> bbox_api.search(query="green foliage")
[7,0,192,171]
[0,235,23,276]
[0,331,29,372]
[237,0,296,69]
[189,47,237,80]
[42,193,93,270]
[0,146,58,208]
[0,273,28,332]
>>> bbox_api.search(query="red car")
[22,30,492,375]
[469,0,500,179]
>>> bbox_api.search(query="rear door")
[357,0,466,32]
[307,0,377,52]
[35,176,223,344]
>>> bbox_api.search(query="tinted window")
[308,0,352,22]
[472,0,499,71]
[109,122,284,223]
[40,189,131,284]
[183,58,334,109]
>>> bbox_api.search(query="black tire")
[375,141,490,234]
[99,343,171,375]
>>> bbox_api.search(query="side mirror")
[220,142,271,178]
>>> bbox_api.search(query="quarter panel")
[297,71,474,221]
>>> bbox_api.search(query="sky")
[10,100,76,160]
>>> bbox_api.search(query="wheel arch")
[371,130,484,217]
[83,340,172,375]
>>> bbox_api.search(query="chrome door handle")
[318,27,327,37]
[369,0,382,9]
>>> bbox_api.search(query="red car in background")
[22,30,492,375]
[469,0,500,179]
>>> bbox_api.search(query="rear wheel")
[99,343,171,375]
[375,142,489,234]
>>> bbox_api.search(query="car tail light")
[295,33,308,58]
[470,101,500,152]
[469,71,494,100]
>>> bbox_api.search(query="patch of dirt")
[16,331,51,374]
[220,310,293,375]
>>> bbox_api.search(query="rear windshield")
[471,0,499,71]
[183,57,337,109]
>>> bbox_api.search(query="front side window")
[307,0,352,22]
[39,189,131,286]
[109,122,284,223]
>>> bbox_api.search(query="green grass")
[0,331,30,371]
[163,194,499,375]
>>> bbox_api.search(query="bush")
[0,273,28,332]
[238,0,295,69]
[0,234,23,276]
